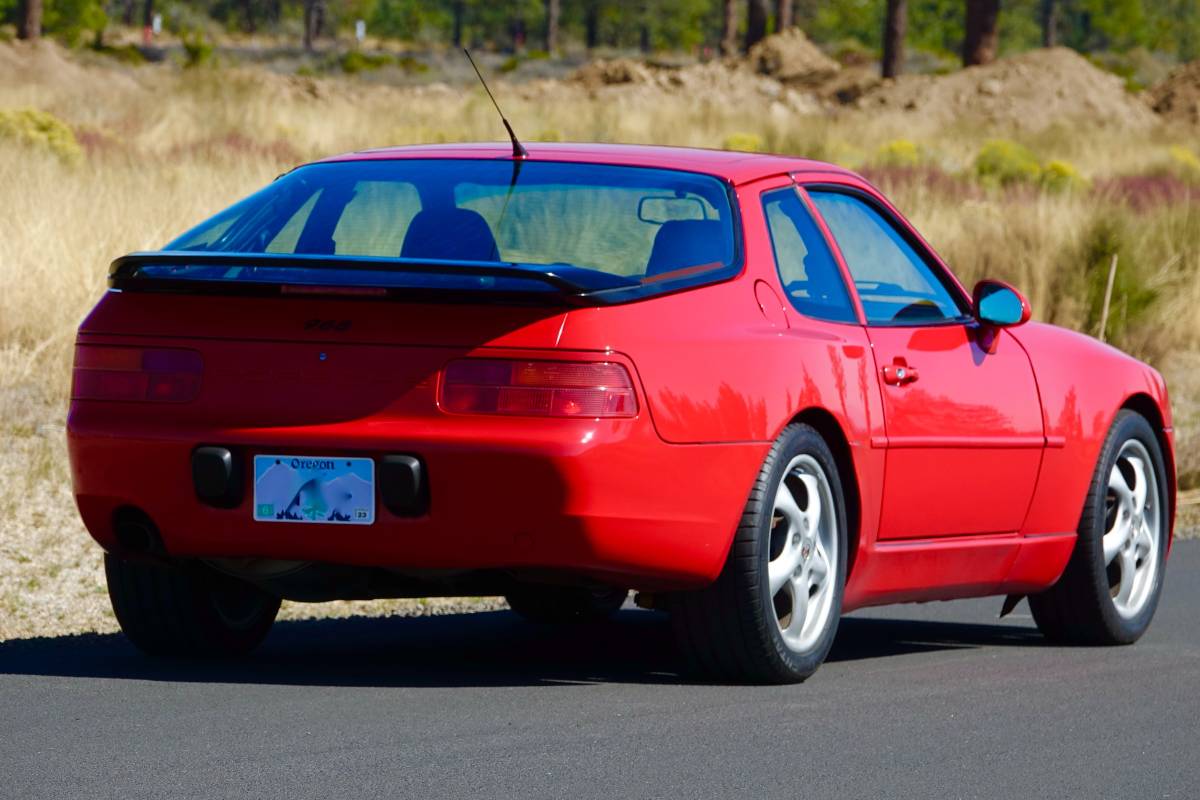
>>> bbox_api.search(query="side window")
[808,190,966,325]
[761,188,857,324]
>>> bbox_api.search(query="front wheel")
[105,555,281,657]
[667,423,847,684]
[1029,410,1169,645]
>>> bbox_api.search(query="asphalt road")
[2,544,1198,800]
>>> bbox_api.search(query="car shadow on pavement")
[0,609,1044,687]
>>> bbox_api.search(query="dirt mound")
[853,47,1157,131]
[566,56,813,108]
[0,39,141,94]
[568,57,658,88]
[746,27,840,86]
[1145,60,1200,125]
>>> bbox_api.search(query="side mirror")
[972,279,1031,328]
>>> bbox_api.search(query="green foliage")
[974,140,1043,187]
[181,31,214,68]
[1167,145,1200,182]
[335,50,427,74]
[974,141,1086,192]
[872,139,923,168]
[368,0,449,41]
[1040,159,1086,193]
[721,132,764,152]
[0,108,83,165]
[340,50,393,73]
[42,0,107,47]
[1078,216,1157,343]
[4,0,1200,64]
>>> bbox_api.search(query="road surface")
[2,543,1198,799]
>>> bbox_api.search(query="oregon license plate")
[252,455,375,525]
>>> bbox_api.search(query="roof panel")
[317,142,853,185]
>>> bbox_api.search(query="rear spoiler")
[108,251,639,307]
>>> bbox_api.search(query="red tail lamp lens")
[72,346,202,403]
[441,359,637,418]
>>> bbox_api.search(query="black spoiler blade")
[107,251,615,305]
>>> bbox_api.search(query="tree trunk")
[543,0,560,52]
[745,0,768,51]
[303,0,322,51]
[123,0,136,26]
[511,11,526,53]
[452,1,465,47]
[775,0,792,31]
[1040,0,1058,47]
[720,0,738,56]
[142,0,154,29]
[882,0,906,78]
[16,0,42,40]
[584,0,599,50]
[962,0,1000,66]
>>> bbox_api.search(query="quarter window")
[761,188,857,324]
[808,191,966,325]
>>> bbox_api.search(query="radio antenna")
[464,48,528,160]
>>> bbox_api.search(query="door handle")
[882,363,919,386]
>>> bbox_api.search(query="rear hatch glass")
[117,159,741,305]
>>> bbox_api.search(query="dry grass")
[0,40,1197,640]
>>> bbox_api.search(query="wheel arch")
[789,407,862,579]
[1121,392,1177,541]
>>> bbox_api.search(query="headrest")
[645,219,726,278]
[400,208,499,262]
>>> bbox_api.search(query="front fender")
[1012,322,1175,542]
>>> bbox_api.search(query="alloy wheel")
[767,454,839,653]
[1102,439,1162,619]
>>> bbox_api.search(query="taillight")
[72,345,202,403]
[441,359,637,418]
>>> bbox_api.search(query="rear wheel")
[1029,410,1168,645]
[504,583,627,624]
[105,555,281,657]
[668,423,847,684]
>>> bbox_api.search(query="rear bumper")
[68,402,766,589]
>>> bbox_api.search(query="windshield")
[156,158,739,298]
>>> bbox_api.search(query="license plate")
[252,455,375,525]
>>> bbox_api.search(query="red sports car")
[68,143,1176,683]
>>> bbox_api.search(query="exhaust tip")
[112,508,165,556]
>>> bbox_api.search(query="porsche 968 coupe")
[67,143,1176,683]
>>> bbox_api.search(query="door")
[807,188,1044,540]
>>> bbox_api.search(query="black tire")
[504,584,628,624]
[1029,410,1169,645]
[105,554,281,657]
[667,423,848,684]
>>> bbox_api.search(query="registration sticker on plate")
[252,455,375,525]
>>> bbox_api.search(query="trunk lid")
[78,290,569,428]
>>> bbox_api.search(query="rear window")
[153,159,740,300]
